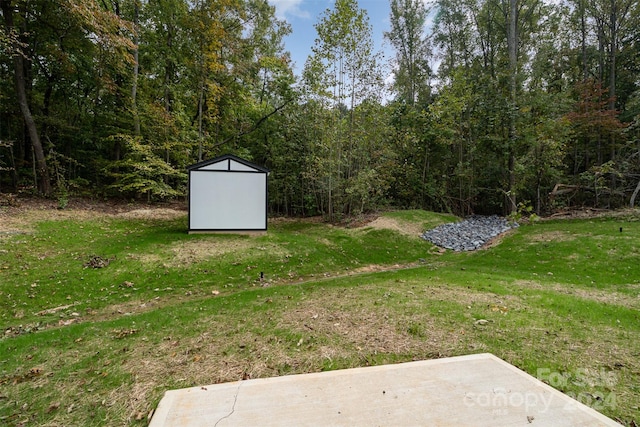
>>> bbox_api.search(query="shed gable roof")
[187,154,270,173]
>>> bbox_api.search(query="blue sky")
[267,0,394,76]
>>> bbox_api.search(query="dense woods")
[1,0,639,218]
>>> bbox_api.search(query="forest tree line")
[1,0,639,218]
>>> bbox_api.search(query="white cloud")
[268,0,311,20]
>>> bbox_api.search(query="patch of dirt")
[288,307,407,351]
[0,204,79,234]
[0,196,186,234]
[135,240,284,267]
[115,208,185,220]
[335,213,380,228]
[420,284,524,310]
[170,240,257,264]
[363,216,424,237]
[350,264,403,274]
[278,213,426,236]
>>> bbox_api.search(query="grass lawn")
[1,202,639,426]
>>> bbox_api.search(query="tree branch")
[211,100,292,150]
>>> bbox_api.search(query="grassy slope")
[1,209,639,426]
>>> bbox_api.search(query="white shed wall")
[189,171,267,230]
[200,162,228,171]
[229,160,256,172]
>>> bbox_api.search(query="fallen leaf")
[58,319,78,326]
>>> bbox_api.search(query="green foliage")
[104,135,186,200]
[0,0,639,214]
[299,0,390,219]
[506,201,539,223]
[385,0,432,105]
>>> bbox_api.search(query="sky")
[267,0,395,76]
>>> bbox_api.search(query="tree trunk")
[198,78,205,161]
[506,0,518,215]
[597,20,605,82]
[131,0,141,136]
[607,0,617,193]
[580,0,588,80]
[1,0,51,195]
[164,21,174,113]
[630,178,640,208]
[608,0,617,111]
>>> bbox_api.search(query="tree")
[302,0,386,219]
[385,0,432,105]
[506,0,518,214]
[1,0,51,195]
[131,0,141,136]
[0,0,133,196]
[428,68,479,215]
[566,79,624,171]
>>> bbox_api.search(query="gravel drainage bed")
[421,215,518,251]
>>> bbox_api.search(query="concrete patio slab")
[149,353,621,426]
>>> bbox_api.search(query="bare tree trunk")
[421,144,429,207]
[630,178,640,208]
[164,21,174,114]
[196,0,206,162]
[597,20,605,83]
[9,142,17,190]
[198,77,204,161]
[1,0,51,195]
[536,175,541,215]
[580,0,588,80]
[506,0,518,215]
[608,0,618,193]
[608,0,617,111]
[131,0,141,137]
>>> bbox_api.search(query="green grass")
[1,208,639,425]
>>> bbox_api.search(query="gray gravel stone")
[421,215,518,251]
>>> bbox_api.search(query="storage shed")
[187,154,269,233]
